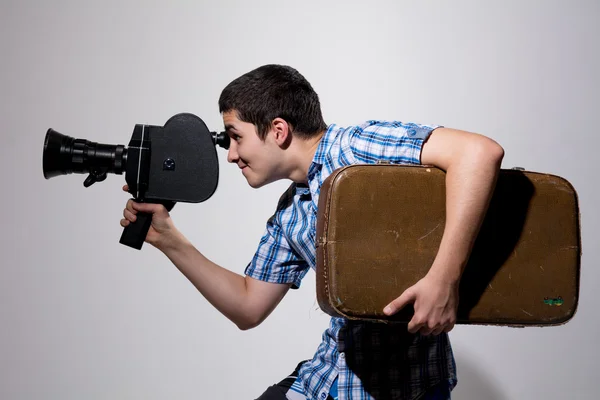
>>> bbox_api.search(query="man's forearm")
[427,145,503,283]
[158,237,254,329]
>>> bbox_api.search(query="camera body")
[123,113,220,203]
[43,113,229,249]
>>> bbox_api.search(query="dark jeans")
[255,361,451,399]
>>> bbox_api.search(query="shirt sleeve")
[244,193,310,290]
[348,120,441,165]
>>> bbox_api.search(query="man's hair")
[219,64,328,140]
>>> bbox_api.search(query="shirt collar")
[307,124,338,179]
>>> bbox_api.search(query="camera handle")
[119,200,176,250]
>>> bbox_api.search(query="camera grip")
[119,212,152,250]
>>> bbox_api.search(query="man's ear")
[271,118,292,148]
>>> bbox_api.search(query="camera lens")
[43,129,127,179]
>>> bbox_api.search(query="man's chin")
[243,174,264,189]
[244,175,275,189]
[247,180,263,189]
[247,179,271,189]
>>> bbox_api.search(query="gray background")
[1,0,598,399]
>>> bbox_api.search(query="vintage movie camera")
[42,113,229,249]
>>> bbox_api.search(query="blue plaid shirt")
[246,121,457,400]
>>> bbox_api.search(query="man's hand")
[383,273,459,336]
[120,185,186,250]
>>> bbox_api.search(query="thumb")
[384,287,416,316]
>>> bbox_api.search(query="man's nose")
[227,142,238,163]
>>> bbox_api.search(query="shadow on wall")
[452,356,507,400]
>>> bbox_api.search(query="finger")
[419,323,437,336]
[126,199,137,214]
[407,316,424,334]
[122,185,129,192]
[384,288,417,316]
[443,323,455,333]
[419,328,433,336]
[431,326,446,336]
[120,218,130,227]
[123,208,137,222]
[131,201,166,215]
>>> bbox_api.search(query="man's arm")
[383,127,504,335]
[161,239,292,330]
[121,199,291,331]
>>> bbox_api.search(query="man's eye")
[233,134,241,141]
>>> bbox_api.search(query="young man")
[120,65,504,399]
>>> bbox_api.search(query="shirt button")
[320,393,327,400]
[339,352,345,359]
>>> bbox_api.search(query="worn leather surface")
[316,165,581,326]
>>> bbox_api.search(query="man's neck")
[288,130,326,185]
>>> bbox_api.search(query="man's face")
[223,111,283,188]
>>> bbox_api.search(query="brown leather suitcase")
[316,164,581,326]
